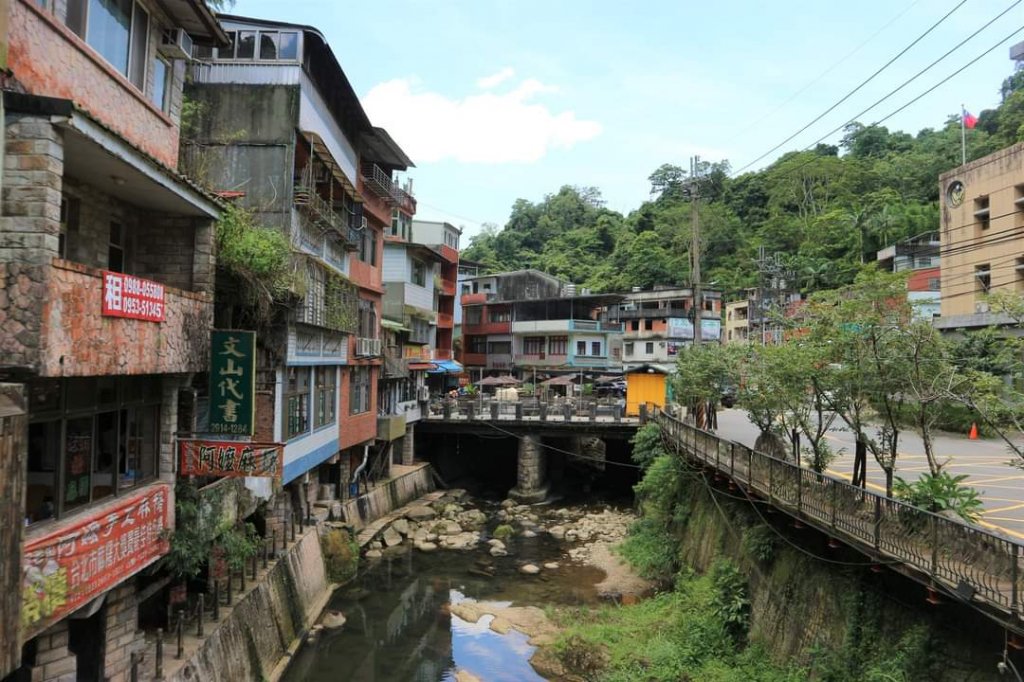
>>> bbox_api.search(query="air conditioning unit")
[357,337,382,357]
[160,28,193,60]
[417,386,429,402]
[975,301,990,313]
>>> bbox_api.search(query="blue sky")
[234,0,1024,244]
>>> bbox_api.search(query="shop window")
[26,421,59,524]
[284,367,311,439]
[63,416,94,512]
[314,366,337,428]
[92,410,118,503]
[119,405,158,489]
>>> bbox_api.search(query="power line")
[732,0,968,176]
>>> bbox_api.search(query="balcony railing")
[356,337,383,357]
[360,162,398,203]
[609,307,690,321]
[436,312,454,328]
[294,182,358,250]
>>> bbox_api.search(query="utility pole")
[690,156,702,346]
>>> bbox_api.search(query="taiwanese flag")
[963,109,978,129]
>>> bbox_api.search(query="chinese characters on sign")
[21,483,171,639]
[179,440,281,478]
[101,271,165,322]
[209,331,256,435]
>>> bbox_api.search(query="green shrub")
[710,559,750,644]
[619,518,678,582]
[742,526,775,564]
[321,527,359,584]
[630,423,667,470]
[492,524,515,541]
[893,472,983,523]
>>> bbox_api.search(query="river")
[282,499,639,682]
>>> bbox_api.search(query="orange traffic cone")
[969,422,979,440]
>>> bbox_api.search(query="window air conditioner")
[160,28,193,61]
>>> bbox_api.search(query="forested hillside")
[462,70,1024,297]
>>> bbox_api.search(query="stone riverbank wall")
[167,528,330,682]
[339,463,435,530]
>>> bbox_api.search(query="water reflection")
[283,533,603,682]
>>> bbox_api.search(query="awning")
[625,363,674,375]
[428,360,463,374]
[381,318,412,333]
[298,130,359,200]
[407,361,434,371]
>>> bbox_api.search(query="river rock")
[415,541,438,552]
[500,499,516,509]
[521,529,537,538]
[369,541,383,550]
[549,526,566,540]
[443,532,480,550]
[544,562,559,570]
[448,488,469,501]
[382,527,403,547]
[486,538,505,549]
[519,563,541,575]
[489,546,508,557]
[406,505,437,522]
[437,520,463,536]
[321,610,347,629]
[442,504,463,518]
[392,518,410,536]
[459,509,488,527]
[365,549,383,559]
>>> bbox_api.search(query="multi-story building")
[1,0,227,677]
[608,286,723,372]
[875,231,941,320]
[460,270,623,381]
[724,299,751,344]
[936,142,1024,329]
[186,15,412,508]
[453,257,485,362]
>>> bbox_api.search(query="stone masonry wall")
[101,584,146,682]
[25,620,76,682]
[0,113,61,371]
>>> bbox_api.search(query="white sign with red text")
[102,271,165,322]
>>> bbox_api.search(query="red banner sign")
[21,483,171,638]
[102,271,166,322]
[179,440,282,478]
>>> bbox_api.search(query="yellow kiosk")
[625,364,673,416]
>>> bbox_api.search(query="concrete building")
[411,220,461,384]
[936,142,1024,330]
[460,270,623,381]
[875,231,941,320]
[454,257,485,358]
[724,299,750,344]
[186,15,411,511]
[0,0,227,678]
[607,286,723,373]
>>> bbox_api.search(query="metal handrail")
[653,408,1024,625]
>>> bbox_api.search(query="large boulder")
[382,526,403,547]
[519,564,541,575]
[392,518,411,536]
[406,505,437,522]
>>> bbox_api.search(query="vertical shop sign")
[208,331,256,435]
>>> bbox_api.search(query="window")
[642,319,652,330]
[236,30,256,58]
[975,196,991,231]
[624,342,634,356]
[259,31,278,59]
[278,31,299,59]
[461,284,471,296]
[67,0,149,90]
[523,337,544,355]
[549,336,568,355]
[576,340,586,356]
[24,377,159,525]
[302,263,325,327]
[464,307,482,325]
[488,308,511,323]
[108,221,125,272]
[151,57,170,112]
[358,299,376,339]
[359,228,376,265]
[412,260,426,286]
[284,367,311,439]
[705,299,714,312]
[59,196,80,259]
[591,341,601,356]
[487,341,512,354]
[646,342,655,354]
[206,29,299,60]
[350,366,371,414]
[630,320,639,331]
[468,336,487,353]
[976,264,992,294]
[314,366,336,428]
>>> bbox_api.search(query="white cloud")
[477,67,516,89]
[363,76,602,164]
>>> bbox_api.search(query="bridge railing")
[426,395,631,422]
[655,408,1023,623]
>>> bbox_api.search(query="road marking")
[977,520,1024,541]
[826,469,888,494]
[961,474,1024,485]
[982,502,1024,514]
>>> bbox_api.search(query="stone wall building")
[0,0,227,679]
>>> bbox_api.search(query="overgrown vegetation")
[320,527,359,584]
[893,472,984,523]
[166,480,260,580]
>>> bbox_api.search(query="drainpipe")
[351,444,370,490]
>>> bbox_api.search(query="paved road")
[713,408,1024,541]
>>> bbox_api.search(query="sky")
[233,0,1024,244]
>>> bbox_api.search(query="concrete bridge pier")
[509,433,549,503]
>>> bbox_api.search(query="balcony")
[360,162,398,203]
[571,320,623,332]
[433,348,453,361]
[610,307,690,321]
[438,245,459,264]
[487,354,513,370]
[513,353,568,368]
[293,182,358,250]
[462,352,487,366]
[437,312,454,328]
[39,260,212,377]
[377,412,407,441]
[440,279,457,297]
[356,337,383,357]
[396,185,417,215]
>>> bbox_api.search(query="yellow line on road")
[983,502,1024,514]
[962,474,1024,485]
[977,520,1024,541]
[826,469,888,494]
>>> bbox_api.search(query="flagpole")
[961,103,967,166]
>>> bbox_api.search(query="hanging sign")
[101,271,165,322]
[179,440,282,478]
[21,483,171,639]
[209,331,256,435]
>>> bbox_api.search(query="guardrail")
[426,395,634,423]
[655,408,1024,627]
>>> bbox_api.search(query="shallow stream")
[282,507,615,682]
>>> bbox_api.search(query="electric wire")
[732,0,968,176]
